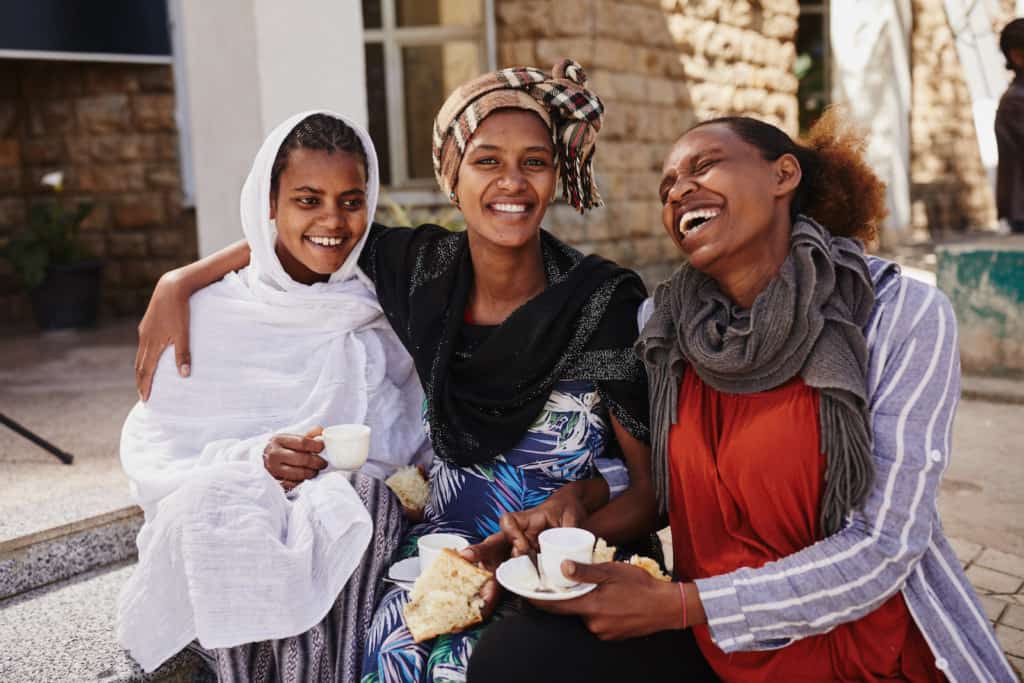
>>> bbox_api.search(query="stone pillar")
[172,0,368,256]
[830,0,913,246]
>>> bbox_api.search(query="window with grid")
[363,0,496,188]
[795,0,830,132]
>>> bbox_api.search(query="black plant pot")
[29,261,104,330]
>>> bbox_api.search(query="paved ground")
[1,318,1022,676]
[0,322,137,544]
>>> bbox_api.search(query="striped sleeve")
[593,456,630,499]
[695,279,961,653]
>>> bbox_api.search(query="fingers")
[478,578,501,621]
[274,462,321,481]
[562,560,615,585]
[173,333,191,378]
[135,338,163,402]
[559,505,582,529]
[464,532,511,571]
[273,434,325,456]
[304,426,324,439]
[499,512,534,555]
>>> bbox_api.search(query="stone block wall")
[909,0,1015,238]
[495,0,799,286]
[0,60,197,327]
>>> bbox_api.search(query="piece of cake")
[385,465,430,511]
[593,538,617,563]
[403,548,492,643]
[627,554,671,581]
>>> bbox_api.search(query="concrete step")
[0,560,212,682]
[0,498,142,601]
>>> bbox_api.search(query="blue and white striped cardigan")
[618,256,1015,682]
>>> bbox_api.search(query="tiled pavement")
[948,537,1024,678]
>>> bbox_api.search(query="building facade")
[0,0,1018,325]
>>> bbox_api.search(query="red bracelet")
[679,582,688,629]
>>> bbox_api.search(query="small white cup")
[417,533,469,572]
[539,527,595,589]
[318,424,371,471]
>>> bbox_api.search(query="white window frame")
[364,0,497,192]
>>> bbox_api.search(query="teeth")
[492,203,527,213]
[678,208,721,236]
[306,236,344,247]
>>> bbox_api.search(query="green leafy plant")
[0,172,95,289]
[377,193,466,232]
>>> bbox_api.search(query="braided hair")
[270,114,368,196]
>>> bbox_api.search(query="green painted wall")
[937,243,1024,376]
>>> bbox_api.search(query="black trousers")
[466,608,718,683]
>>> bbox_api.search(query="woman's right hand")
[135,269,193,401]
[263,429,328,491]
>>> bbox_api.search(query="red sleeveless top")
[668,367,942,682]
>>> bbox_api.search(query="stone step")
[0,503,142,601]
[0,560,211,682]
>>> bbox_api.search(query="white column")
[830,0,913,244]
[172,0,368,256]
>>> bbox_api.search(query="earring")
[449,190,459,207]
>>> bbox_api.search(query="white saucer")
[388,556,420,585]
[496,555,597,602]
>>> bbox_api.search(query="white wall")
[171,0,368,256]
[830,0,913,244]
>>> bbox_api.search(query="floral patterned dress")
[360,379,610,683]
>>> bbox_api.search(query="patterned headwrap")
[432,58,605,213]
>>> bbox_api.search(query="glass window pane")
[795,12,828,132]
[365,43,392,186]
[397,0,482,28]
[362,0,382,29]
[402,42,482,180]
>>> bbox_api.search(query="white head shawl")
[241,109,379,297]
[118,112,428,671]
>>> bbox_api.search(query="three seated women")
[127,60,1014,683]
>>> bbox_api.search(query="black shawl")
[360,223,650,468]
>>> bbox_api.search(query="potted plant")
[0,172,103,329]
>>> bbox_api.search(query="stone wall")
[0,60,196,327]
[909,0,1011,238]
[495,0,799,286]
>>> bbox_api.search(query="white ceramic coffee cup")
[417,533,469,571]
[538,527,595,589]
[318,424,371,471]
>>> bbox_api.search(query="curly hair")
[689,107,888,243]
[270,114,368,196]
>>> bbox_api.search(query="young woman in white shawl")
[118,111,431,682]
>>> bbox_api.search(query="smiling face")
[453,109,557,251]
[658,123,800,278]
[270,147,368,285]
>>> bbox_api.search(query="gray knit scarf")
[636,217,876,536]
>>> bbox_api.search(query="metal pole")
[0,413,74,465]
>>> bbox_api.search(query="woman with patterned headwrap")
[131,60,673,682]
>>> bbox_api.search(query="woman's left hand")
[534,561,683,640]
[460,541,507,623]
[499,484,588,556]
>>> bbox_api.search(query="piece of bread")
[628,554,671,581]
[385,466,430,511]
[593,538,617,563]
[403,548,492,643]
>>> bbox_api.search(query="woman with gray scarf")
[469,110,1015,681]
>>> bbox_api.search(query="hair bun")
[553,59,587,86]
